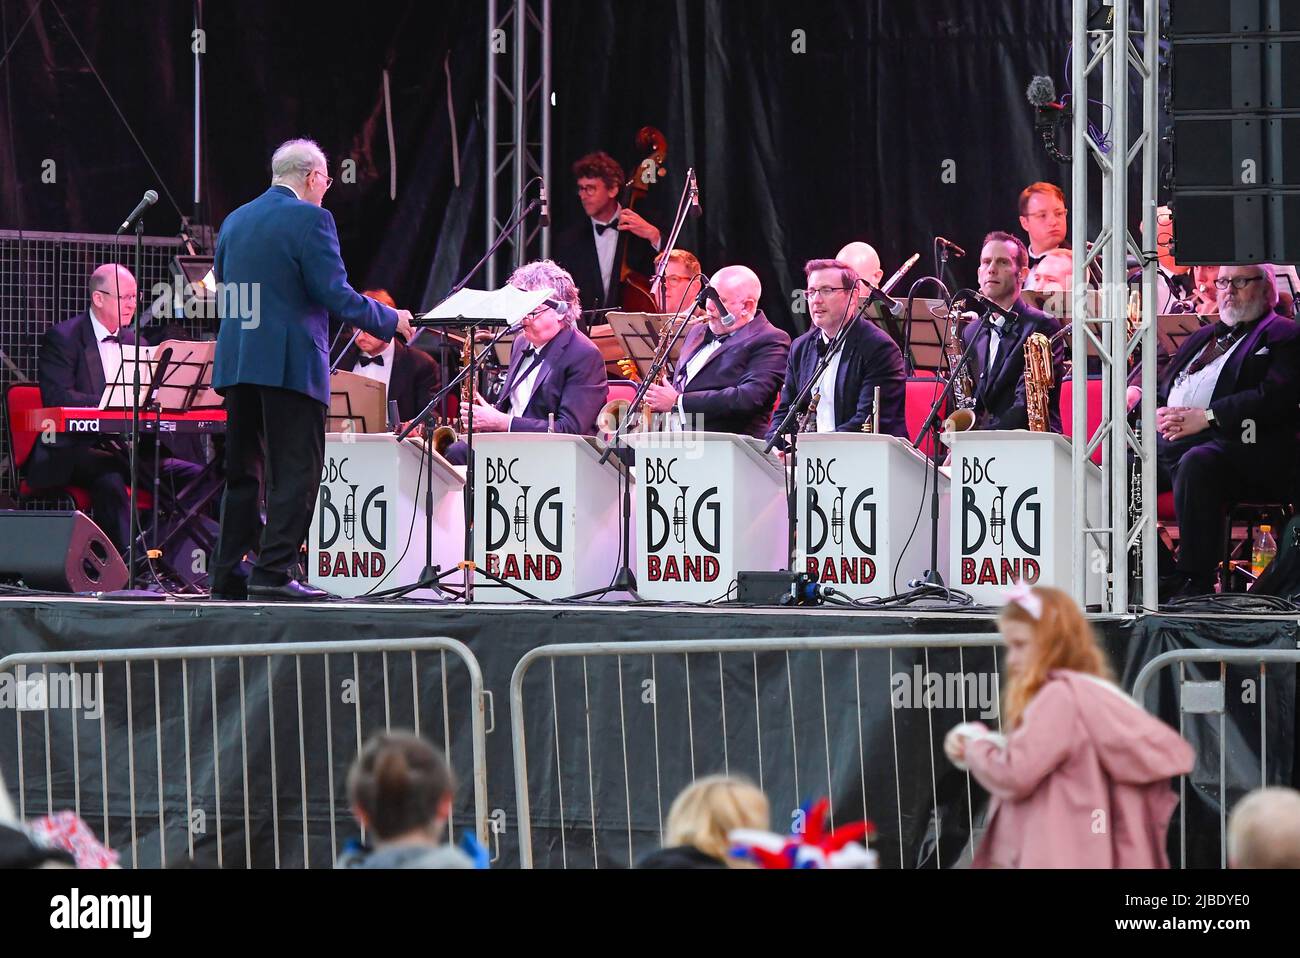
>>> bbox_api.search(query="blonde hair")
[1229,787,1300,868]
[1000,585,1113,728]
[664,775,769,865]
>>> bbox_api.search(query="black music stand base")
[563,566,640,603]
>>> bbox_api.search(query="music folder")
[418,285,554,327]
[328,369,389,434]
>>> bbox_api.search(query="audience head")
[999,584,1112,728]
[1018,182,1068,255]
[271,138,331,207]
[1228,787,1300,868]
[348,731,456,844]
[835,242,884,288]
[88,264,137,332]
[664,775,770,866]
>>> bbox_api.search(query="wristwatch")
[1205,408,1218,429]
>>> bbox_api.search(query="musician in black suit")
[768,259,907,447]
[1130,264,1300,600]
[333,290,441,423]
[960,232,1065,433]
[643,265,791,439]
[443,260,606,465]
[550,151,661,325]
[25,264,203,556]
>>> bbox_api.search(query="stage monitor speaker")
[1168,192,1269,263]
[1169,0,1300,37]
[0,510,127,593]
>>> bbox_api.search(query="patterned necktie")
[1185,322,1246,376]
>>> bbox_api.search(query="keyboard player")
[24,264,207,557]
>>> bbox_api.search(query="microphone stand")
[102,216,163,600]
[902,297,989,598]
[763,294,862,571]
[562,293,697,602]
[646,167,697,311]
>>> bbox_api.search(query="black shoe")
[209,578,248,601]
[247,579,330,602]
[209,590,247,601]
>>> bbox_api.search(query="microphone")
[539,183,551,228]
[952,288,1018,323]
[117,190,159,235]
[859,279,904,320]
[1026,75,1066,113]
[687,168,702,219]
[695,281,737,327]
[936,236,966,258]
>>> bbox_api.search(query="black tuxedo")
[768,316,907,444]
[335,339,441,422]
[551,209,659,322]
[960,297,1064,433]
[443,324,606,465]
[26,311,203,554]
[674,311,791,439]
[1153,310,1300,580]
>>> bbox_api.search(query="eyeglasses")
[1024,209,1068,222]
[804,286,851,299]
[96,291,136,302]
[310,169,334,190]
[576,184,607,196]
[1214,276,1264,290]
[663,275,693,285]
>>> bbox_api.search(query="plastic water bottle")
[1252,525,1277,578]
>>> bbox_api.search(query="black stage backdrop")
[0,0,1161,335]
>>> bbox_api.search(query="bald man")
[1228,787,1300,868]
[26,264,204,558]
[836,242,884,289]
[643,265,790,438]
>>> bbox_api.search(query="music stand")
[877,298,948,375]
[327,370,388,434]
[607,311,686,380]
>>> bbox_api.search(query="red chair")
[3,382,152,512]
[905,376,945,458]
[1059,376,1104,466]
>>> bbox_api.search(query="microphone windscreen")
[1026,75,1057,107]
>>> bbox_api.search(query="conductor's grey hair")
[271,139,327,185]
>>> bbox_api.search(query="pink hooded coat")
[963,669,1196,868]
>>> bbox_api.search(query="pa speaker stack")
[0,510,127,593]
[1169,0,1300,263]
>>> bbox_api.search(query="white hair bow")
[1005,579,1043,619]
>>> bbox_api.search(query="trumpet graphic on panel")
[513,485,531,550]
[990,484,1008,552]
[672,485,689,544]
[830,486,847,549]
[342,484,358,543]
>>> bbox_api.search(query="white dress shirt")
[814,334,843,432]
[1168,332,1247,410]
[89,311,123,392]
[508,347,547,423]
[985,315,1010,373]
[592,207,622,301]
[352,340,396,390]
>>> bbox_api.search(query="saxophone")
[432,334,473,455]
[943,312,977,433]
[1023,331,1054,433]
[598,314,688,436]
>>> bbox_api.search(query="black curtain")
[1,0,1157,328]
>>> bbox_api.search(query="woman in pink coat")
[944,584,1195,868]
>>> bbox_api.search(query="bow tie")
[101,334,120,344]
[814,336,831,357]
[702,329,732,347]
[358,353,385,368]
[594,219,618,235]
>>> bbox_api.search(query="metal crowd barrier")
[509,633,1005,869]
[0,637,490,869]
[1131,647,1300,869]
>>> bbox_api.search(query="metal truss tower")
[485,0,552,288]
[1071,0,1161,612]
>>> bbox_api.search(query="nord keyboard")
[28,407,228,435]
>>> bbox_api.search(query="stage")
[0,594,1295,868]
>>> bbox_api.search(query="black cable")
[356,426,430,597]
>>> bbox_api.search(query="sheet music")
[99,344,154,410]
[420,285,554,324]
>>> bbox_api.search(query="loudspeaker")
[0,510,127,593]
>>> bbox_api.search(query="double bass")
[613,126,668,313]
